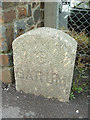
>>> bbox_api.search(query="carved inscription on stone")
[13,27,77,102]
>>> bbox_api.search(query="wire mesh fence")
[58,1,90,93]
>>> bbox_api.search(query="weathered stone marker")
[13,27,77,102]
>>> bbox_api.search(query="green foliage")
[70,66,88,100]
[69,56,88,100]
[59,29,89,101]
[70,92,75,100]
[72,82,83,93]
[59,27,89,100]
[70,81,88,100]
[0,49,13,54]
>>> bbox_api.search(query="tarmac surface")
[1,84,89,118]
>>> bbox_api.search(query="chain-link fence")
[58,1,90,94]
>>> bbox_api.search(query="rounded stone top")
[13,27,78,102]
[12,27,77,51]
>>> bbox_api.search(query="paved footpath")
[1,84,89,118]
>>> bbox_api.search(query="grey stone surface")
[44,3,59,29]
[0,40,8,52]
[33,6,40,23]
[12,27,77,102]
[28,5,32,17]
[0,25,6,39]
[27,18,34,26]
[14,19,26,39]
[0,1,2,7]
[0,26,8,52]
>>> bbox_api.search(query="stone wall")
[0,2,44,83]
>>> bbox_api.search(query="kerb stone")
[12,27,77,102]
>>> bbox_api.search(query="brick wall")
[0,2,44,83]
